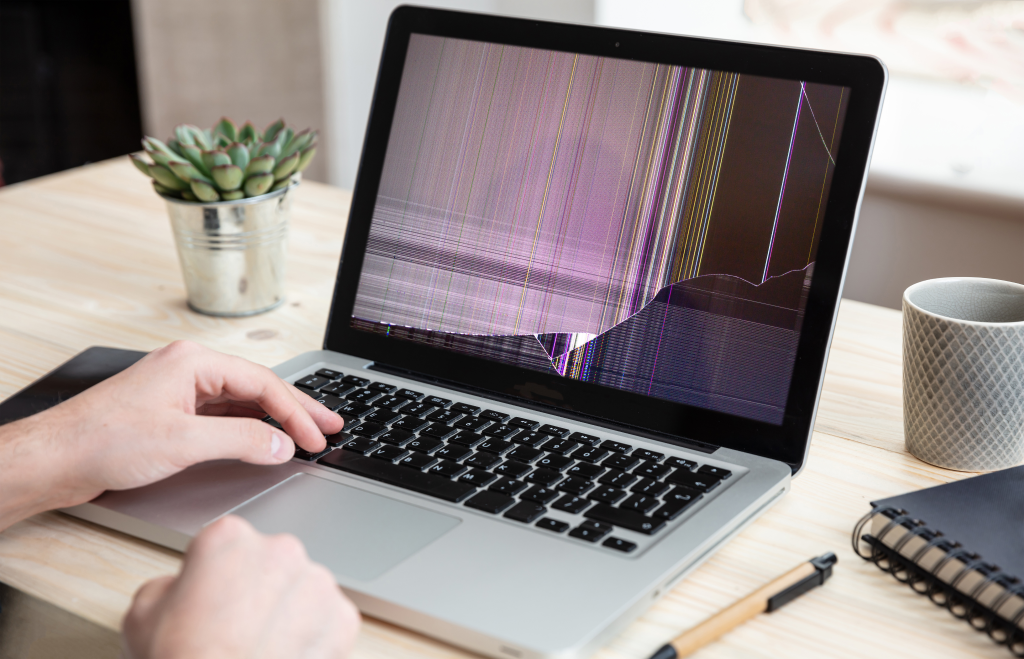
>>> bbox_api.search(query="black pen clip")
[766,552,838,612]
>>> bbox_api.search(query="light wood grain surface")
[0,159,1002,658]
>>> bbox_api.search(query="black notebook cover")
[873,466,1024,584]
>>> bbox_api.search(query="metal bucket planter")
[163,180,295,316]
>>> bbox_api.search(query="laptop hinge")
[368,363,719,454]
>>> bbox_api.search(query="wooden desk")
[0,159,1001,658]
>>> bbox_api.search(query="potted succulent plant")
[130,118,317,316]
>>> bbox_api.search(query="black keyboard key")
[557,476,594,496]
[603,537,637,553]
[420,423,458,440]
[504,501,547,523]
[478,438,514,454]
[508,417,539,430]
[480,409,510,422]
[448,431,486,448]
[300,389,324,401]
[399,451,438,471]
[654,494,701,520]
[465,490,515,514]
[584,503,666,535]
[569,520,613,542]
[541,438,579,455]
[428,459,467,479]
[588,485,627,504]
[370,445,407,462]
[377,428,414,446]
[427,409,462,424]
[372,395,405,410]
[434,444,472,462]
[397,401,434,417]
[572,446,610,463]
[338,412,358,427]
[521,485,559,504]
[364,409,400,425]
[293,446,332,461]
[505,445,544,464]
[321,382,356,397]
[566,463,605,480]
[392,417,429,432]
[535,454,573,471]
[367,382,396,394]
[665,456,698,470]
[509,431,546,447]
[630,478,670,497]
[454,417,490,432]
[295,375,330,390]
[406,436,444,453]
[633,449,665,462]
[600,440,633,453]
[351,422,387,439]
[482,425,519,440]
[459,468,498,487]
[599,470,638,488]
[315,394,347,411]
[346,389,380,404]
[666,469,721,492]
[525,468,562,486]
[463,452,500,470]
[603,453,642,471]
[422,395,452,408]
[488,478,528,496]
[621,494,659,514]
[451,402,481,415]
[341,375,369,388]
[324,432,351,448]
[665,486,704,504]
[538,424,569,437]
[568,431,601,446]
[315,368,344,380]
[395,388,424,400]
[341,438,380,455]
[339,402,373,417]
[493,460,532,479]
[318,451,474,502]
[634,461,672,480]
[698,464,733,479]
[536,518,569,533]
[553,494,592,514]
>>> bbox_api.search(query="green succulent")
[131,118,318,202]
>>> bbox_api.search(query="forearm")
[0,409,85,531]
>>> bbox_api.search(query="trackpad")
[231,473,460,582]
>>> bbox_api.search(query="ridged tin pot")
[163,180,295,316]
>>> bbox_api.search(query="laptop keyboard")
[268,367,735,554]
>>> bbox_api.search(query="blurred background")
[1,0,1021,309]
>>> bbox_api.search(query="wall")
[131,0,328,182]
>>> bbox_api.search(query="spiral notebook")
[853,466,1024,656]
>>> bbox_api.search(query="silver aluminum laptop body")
[64,8,886,658]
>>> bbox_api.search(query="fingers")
[289,384,345,433]
[177,415,296,465]
[123,575,177,658]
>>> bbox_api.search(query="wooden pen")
[648,553,837,659]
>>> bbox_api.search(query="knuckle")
[268,532,307,563]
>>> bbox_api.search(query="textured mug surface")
[903,277,1024,471]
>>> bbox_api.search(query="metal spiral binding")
[852,505,1024,656]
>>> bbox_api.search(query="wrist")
[0,408,92,530]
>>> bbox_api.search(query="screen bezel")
[323,5,886,472]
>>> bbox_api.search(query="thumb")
[178,415,297,466]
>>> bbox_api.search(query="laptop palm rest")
[231,473,461,582]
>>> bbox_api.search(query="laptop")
[60,7,886,658]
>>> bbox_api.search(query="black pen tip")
[648,643,678,659]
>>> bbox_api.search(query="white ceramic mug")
[903,277,1024,471]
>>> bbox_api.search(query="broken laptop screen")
[351,33,850,425]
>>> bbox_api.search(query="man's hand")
[122,515,360,659]
[0,340,343,529]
